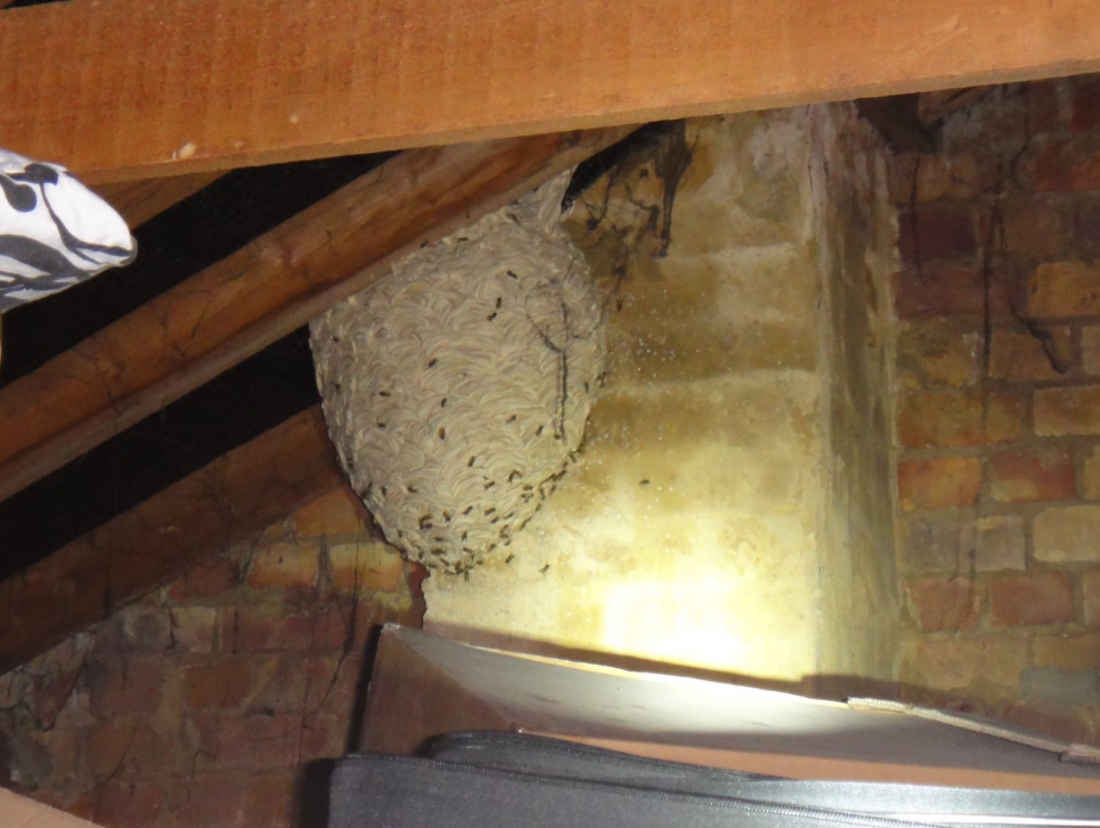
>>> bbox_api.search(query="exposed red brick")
[999,703,1091,746]
[896,320,981,388]
[166,556,240,602]
[93,780,164,828]
[897,457,981,512]
[1001,199,1063,259]
[294,486,370,538]
[243,774,297,828]
[405,562,430,625]
[1034,505,1100,563]
[1025,79,1065,135]
[1033,632,1100,670]
[905,577,980,632]
[888,152,921,203]
[119,607,173,654]
[989,571,1075,627]
[87,720,173,779]
[907,635,1027,691]
[1083,326,1100,377]
[87,719,138,778]
[311,654,363,717]
[247,655,344,715]
[35,727,79,779]
[191,712,303,770]
[989,327,1073,383]
[1021,666,1100,710]
[328,541,405,593]
[87,658,165,718]
[33,669,83,728]
[1030,139,1100,193]
[897,391,1025,448]
[220,606,348,654]
[893,263,1011,320]
[897,513,972,573]
[260,517,295,543]
[246,543,320,590]
[50,686,93,731]
[164,774,247,827]
[169,606,216,653]
[1026,261,1100,318]
[888,152,997,204]
[897,207,976,264]
[988,446,1075,503]
[183,660,253,710]
[1074,200,1100,260]
[973,515,1027,572]
[300,713,347,759]
[1072,77,1100,132]
[1083,569,1100,626]
[1035,385,1100,436]
[38,790,98,823]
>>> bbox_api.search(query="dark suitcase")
[329,731,1100,827]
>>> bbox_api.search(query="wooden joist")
[0,407,343,675]
[3,0,1099,182]
[0,126,634,505]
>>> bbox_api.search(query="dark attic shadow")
[296,759,337,828]
[295,623,389,828]
[344,623,388,754]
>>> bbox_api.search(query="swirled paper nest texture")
[310,173,605,572]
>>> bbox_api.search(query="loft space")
[2,1,1100,825]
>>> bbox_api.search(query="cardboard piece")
[0,787,99,828]
[361,625,1100,795]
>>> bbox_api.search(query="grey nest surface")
[310,172,605,573]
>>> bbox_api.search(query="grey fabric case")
[329,731,1100,828]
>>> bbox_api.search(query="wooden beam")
[0,407,343,675]
[93,171,224,228]
[2,0,1099,182]
[0,126,633,505]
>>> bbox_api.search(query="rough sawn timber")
[1,0,1099,181]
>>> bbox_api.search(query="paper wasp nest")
[310,172,605,573]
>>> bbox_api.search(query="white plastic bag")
[0,148,136,312]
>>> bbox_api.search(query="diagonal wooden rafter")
[0,126,635,506]
[2,0,1100,182]
[0,407,343,675]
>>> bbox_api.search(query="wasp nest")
[310,172,605,573]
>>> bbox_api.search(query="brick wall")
[892,76,1100,743]
[0,484,425,828]
[8,79,1100,827]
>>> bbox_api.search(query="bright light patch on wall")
[601,579,754,672]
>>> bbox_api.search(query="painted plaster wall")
[424,106,899,687]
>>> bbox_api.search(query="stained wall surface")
[425,106,900,688]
